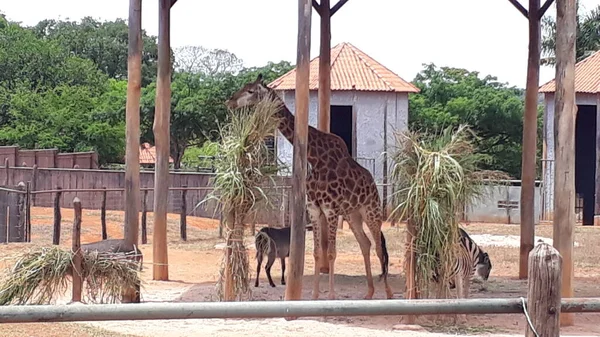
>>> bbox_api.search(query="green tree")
[30,17,160,86]
[541,3,600,65]
[408,63,526,178]
[0,18,125,164]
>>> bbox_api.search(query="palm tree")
[541,2,600,65]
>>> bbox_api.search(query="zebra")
[432,227,492,298]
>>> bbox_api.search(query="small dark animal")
[254,225,313,287]
[81,238,143,271]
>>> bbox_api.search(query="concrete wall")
[275,89,409,184]
[464,184,542,224]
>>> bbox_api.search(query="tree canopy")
[541,3,600,65]
[408,63,532,179]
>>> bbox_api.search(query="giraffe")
[225,74,393,300]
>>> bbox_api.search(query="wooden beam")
[170,0,177,8]
[285,0,312,305]
[318,0,331,133]
[152,0,172,281]
[553,0,576,326]
[124,0,142,249]
[330,0,349,16]
[519,0,541,280]
[312,0,321,14]
[539,0,555,18]
[508,0,529,18]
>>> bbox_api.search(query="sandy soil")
[1,207,599,336]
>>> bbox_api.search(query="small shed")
[268,42,419,189]
[539,50,600,225]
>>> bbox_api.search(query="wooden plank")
[553,0,576,326]
[317,0,331,132]
[285,0,312,305]
[124,0,142,247]
[152,0,172,281]
[71,197,83,303]
[526,242,561,336]
[519,0,541,280]
[404,219,418,324]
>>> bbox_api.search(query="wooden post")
[124,0,142,249]
[152,0,172,281]
[180,187,187,241]
[25,181,31,242]
[101,187,107,240]
[52,187,62,245]
[218,208,224,239]
[553,0,576,326]
[525,242,562,336]
[4,158,9,186]
[519,0,542,280]
[317,0,331,133]
[404,219,418,324]
[71,197,83,303]
[141,190,148,244]
[224,210,236,301]
[285,0,312,304]
[16,182,25,243]
[31,164,38,205]
[382,104,389,220]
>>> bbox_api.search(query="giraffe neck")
[268,90,297,143]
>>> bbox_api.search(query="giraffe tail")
[379,231,389,281]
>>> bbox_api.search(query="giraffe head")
[225,73,271,109]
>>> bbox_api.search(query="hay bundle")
[389,124,509,297]
[0,246,141,305]
[201,95,286,301]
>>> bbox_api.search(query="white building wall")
[275,90,409,184]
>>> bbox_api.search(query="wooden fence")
[0,146,98,169]
[0,165,293,242]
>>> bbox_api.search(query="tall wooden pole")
[285,0,312,304]
[152,0,172,281]
[124,0,142,248]
[316,0,332,274]
[519,0,541,280]
[553,0,576,326]
[317,0,331,133]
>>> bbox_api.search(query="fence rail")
[0,297,598,323]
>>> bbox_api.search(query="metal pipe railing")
[1,298,600,323]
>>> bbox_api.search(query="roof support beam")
[539,0,555,18]
[330,0,349,17]
[153,0,172,282]
[553,0,577,326]
[518,0,542,281]
[508,0,529,18]
[312,0,321,14]
[285,0,312,307]
[317,0,331,133]
[124,0,142,250]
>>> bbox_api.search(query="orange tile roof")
[139,142,173,164]
[269,42,420,93]
[539,50,600,93]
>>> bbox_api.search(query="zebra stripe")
[447,228,491,289]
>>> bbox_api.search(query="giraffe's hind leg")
[361,207,393,299]
[346,211,375,299]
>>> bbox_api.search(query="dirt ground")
[1,207,600,336]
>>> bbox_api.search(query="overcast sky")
[3,0,600,89]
